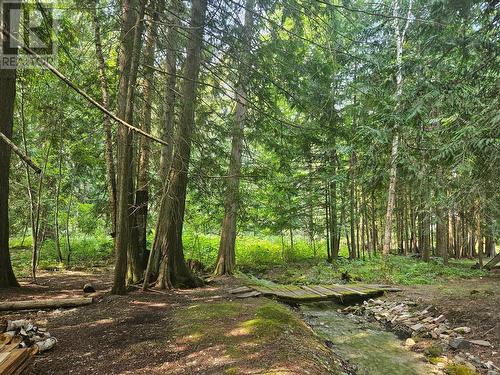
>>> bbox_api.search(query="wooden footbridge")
[229,283,401,304]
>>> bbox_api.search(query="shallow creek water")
[301,302,435,375]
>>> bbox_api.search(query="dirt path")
[0,271,344,374]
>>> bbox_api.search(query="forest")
[0,0,498,374]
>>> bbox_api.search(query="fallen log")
[0,297,93,312]
[484,252,500,270]
[31,337,57,355]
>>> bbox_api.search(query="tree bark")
[54,129,63,263]
[125,0,148,284]
[329,151,340,260]
[65,192,73,266]
[436,169,448,264]
[155,0,208,289]
[421,209,430,262]
[349,152,356,259]
[382,0,413,256]
[112,0,144,294]
[325,183,331,261]
[476,204,483,268]
[159,0,181,181]
[143,0,182,288]
[0,0,19,288]
[371,191,377,256]
[436,209,448,264]
[91,0,117,240]
[0,297,93,312]
[485,213,496,258]
[132,0,159,284]
[215,0,254,276]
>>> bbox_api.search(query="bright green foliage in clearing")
[183,230,320,271]
[10,232,487,285]
[259,257,486,286]
[334,256,487,285]
[9,235,113,277]
[183,233,487,285]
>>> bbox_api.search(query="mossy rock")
[445,364,478,375]
[425,345,444,358]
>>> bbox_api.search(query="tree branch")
[1,27,168,147]
[0,131,42,174]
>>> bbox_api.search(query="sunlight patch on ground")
[176,331,204,344]
[227,326,252,337]
[131,301,168,308]
[88,318,114,327]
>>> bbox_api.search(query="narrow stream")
[301,302,436,375]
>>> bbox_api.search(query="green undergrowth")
[183,231,320,271]
[182,231,488,286]
[10,231,489,286]
[9,235,113,277]
[236,254,487,286]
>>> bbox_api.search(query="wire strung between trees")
[1,28,168,147]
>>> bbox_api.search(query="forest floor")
[0,270,345,375]
[385,275,500,372]
[0,268,498,374]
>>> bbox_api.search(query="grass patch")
[174,301,245,345]
[240,303,303,339]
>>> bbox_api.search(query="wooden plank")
[0,343,21,353]
[333,285,367,295]
[274,285,299,297]
[253,285,289,298]
[0,352,9,365]
[276,287,297,299]
[228,286,253,294]
[300,285,326,297]
[234,291,261,298]
[249,285,274,295]
[308,285,343,298]
[12,355,33,375]
[253,285,281,294]
[282,285,305,297]
[362,284,402,292]
[0,349,29,375]
[320,285,350,296]
[351,285,380,293]
[311,285,342,298]
[244,282,389,303]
